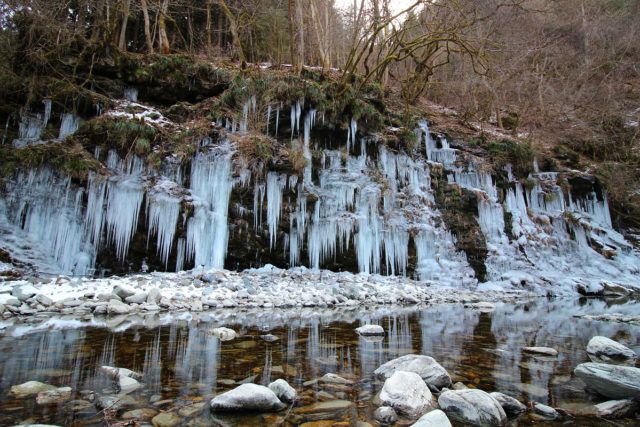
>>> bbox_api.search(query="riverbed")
[1,297,639,426]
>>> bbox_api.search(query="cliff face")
[0,55,638,294]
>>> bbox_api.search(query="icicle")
[147,190,181,267]
[104,178,145,261]
[58,113,81,140]
[275,104,280,137]
[186,149,233,269]
[1,116,8,145]
[533,157,540,173]
[296,100,302,134]
[254,183,265,230]
[175,238,186,271]
[266,172,287,249]
[478,197,505,243]
[124,87,138,102]
[266,104,271,135]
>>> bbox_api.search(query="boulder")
[210,383,285,412]
[595,399,638,419]
[374,354,451,390]
[522,347,558,357]
[35,294,53,306]
[373,406,398,425]
[268,379,296,403]
[107,299,132,315]
[10,381,57,398]
[574,363,640,399]
[355,324,385,336]
[586,336,636,361]
[36,386,72,405]
[210,327,237,341]
[379,371,433,419]
[489,392,526,416]
[125,292,148,304]
[438,389,506,426]
[113,285,135,300]
[411,409,453,427]
[147,288,161,304]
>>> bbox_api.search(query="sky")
[333,0,418,14]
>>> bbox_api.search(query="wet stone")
[178,402,207,417]
[151,411,183,427]
[10,381,57,398]
[122,408,159,420]
[373,406,398,425]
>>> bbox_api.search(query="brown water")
[0,297,639,426]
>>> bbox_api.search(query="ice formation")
[0,98,638,294]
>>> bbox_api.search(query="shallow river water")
[1,297,639,426]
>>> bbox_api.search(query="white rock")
[411,409,453,427]
[374,354,451,389]
[355,324,385,336]
[210,383,285,412]
[438,389,506,426]
[489,392,526,416]
[595,399,638,419]
[146,288,161,304]
[522,346,558,357]
[586,336,636,361]
[379,371,433,419]
[107,299,132,315]
[125,292,148,304]
[210,327,237,341]
[268,379,296,403]
[574,363,640,399]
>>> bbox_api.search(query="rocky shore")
[0,265,533,319]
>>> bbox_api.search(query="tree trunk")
[287,0,298,71]
[141,0,153,54]
[158,0,170,54]
[296,0,304,71]
[310,0,330,70]
[206,0,212,54]
[118,0,131,50]
[216,0,245,62]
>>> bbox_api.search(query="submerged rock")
[99,366,143,393]
[373,406,398,425]
[586,336,636,361]
[489,392,526,416]
[411,409,453,427]
[574,362,640,399]
[210,383,285,412]
[595,399,638,419]
[318,373,353,385]
[294,400,354,414]
[151,411,183,427]
[379,371,433,418]
[438,389,506,426]
[122,408,158,420]
[532,402,558,419]
[355,324,385,336]
[36,386,72,405]
[374,354,451,389]
[268,379,296,403]
[522,346,558,357]
[10,381,57,398]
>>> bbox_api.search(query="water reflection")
[0,298,639,425]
